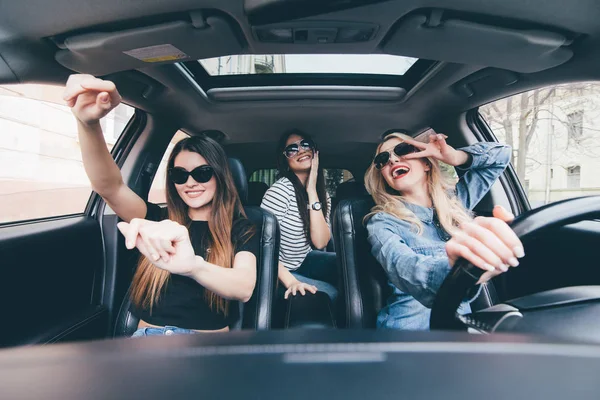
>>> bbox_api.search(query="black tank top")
[130,202,258,330]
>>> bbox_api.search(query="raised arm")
[64,74,147,222]
[454,142,512,210]
[306,152,331,249]
[402,135,511,211]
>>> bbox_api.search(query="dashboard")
[1,330,599,399]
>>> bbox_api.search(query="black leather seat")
[335,181,369,203]
[324,181,369,253]
[247,181,269,206]
[331,180,368,218]
[113,158,279,336]
[284,291,336,329]
[333,196,498,329]
[333,196,388,329]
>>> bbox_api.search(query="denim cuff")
[455,142,508,171]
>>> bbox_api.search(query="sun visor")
[55,16,243,75]
[383,12,574,73]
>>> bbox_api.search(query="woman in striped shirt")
[261,130,337,301]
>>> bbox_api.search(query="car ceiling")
[2,0,600,173]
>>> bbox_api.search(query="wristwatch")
[307,201,322,211]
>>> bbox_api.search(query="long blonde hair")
[130,136,252,316]
[364,132,471,235]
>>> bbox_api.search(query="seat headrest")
[336,180,368,202]
[247,181,269,206]
[228,158,248,204]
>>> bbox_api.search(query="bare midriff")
[137,319,229,333]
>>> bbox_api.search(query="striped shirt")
[260,177,331,270]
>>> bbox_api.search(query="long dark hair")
[131,135,252,315]
[276,129,328,243]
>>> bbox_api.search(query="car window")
[480,83,600,209]
[324,169,355,198]
[148,130,191,204]
[249,168,354,198]
[0,83,134,224]
[439,163,458,184]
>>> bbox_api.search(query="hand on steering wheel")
[431,196,600,331]
[445,205,525,284]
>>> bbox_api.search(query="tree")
[481,88,555,181]
[480,83,600,183]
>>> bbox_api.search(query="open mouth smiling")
[391,165,410,179]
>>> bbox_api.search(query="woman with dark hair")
[260,130,337,301]
[64,74,258,336]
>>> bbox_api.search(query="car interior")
[1,0,600,397]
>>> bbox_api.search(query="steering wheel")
[430,196,600,332]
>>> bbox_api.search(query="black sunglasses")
[373,143,419,170]
[283,138,315,159]
[168,165,214,185]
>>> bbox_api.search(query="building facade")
[481,83,600,208]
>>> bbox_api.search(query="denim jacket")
[366,142,512,330]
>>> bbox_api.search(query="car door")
[0,83,137,347]
[477,82,600,301]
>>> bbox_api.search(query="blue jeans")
[131,325,197,337]
[290,251,338,303]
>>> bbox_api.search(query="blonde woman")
[364,132,524,330]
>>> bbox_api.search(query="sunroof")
[182,54,434,92]
[199,54,418,76]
